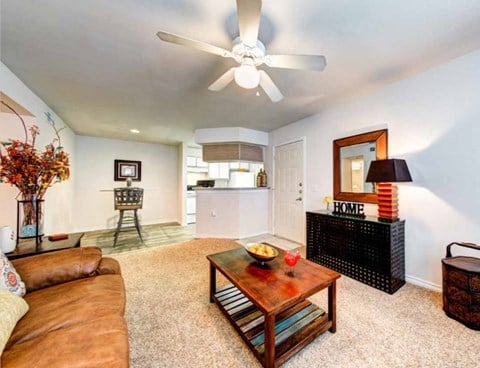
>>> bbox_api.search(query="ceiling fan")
[156,0,326,103]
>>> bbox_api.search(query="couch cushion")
[1,251,26,296]
[0,289,29,354]
[2,315,129,368]
[7,274,125,347]
[12,247,104,293]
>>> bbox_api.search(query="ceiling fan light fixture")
[157,2,326,100]
[234,58,260,89]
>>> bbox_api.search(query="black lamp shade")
[366,159,412,183]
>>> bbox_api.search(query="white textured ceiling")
[2,0,480,145]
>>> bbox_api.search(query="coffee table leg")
[328,280,337,333]
[264,312,275,368]
[209,263,216,303]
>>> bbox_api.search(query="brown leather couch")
[1,247,129,368]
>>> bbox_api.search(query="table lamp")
[366,159,412,222]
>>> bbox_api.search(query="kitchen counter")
[195,188,269,239]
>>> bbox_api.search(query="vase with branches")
[0,101,70,241]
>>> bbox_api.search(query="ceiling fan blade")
[156,31,232,58]
[236,0,261,47]
[265,54,327,71]
[259,70,283,103]
[208,68,236,91]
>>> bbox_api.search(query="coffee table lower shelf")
[213,284,331,367]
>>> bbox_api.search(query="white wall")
[269,49,480,289]
[0,63,76,235]
[74,135,179,232]
[1,63,181,235]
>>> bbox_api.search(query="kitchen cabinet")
[229,162,249,170]
[186,156,208,173]
[208,163,230,179]
[249,163,263,174]
[186,156,197,167]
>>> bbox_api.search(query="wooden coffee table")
[207,246,340,368]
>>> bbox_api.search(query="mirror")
[333,129,388,204]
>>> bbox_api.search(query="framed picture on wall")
[114,159,142,181]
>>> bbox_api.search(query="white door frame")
[272,137,307,243]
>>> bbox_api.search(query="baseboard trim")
[406,275,441,292]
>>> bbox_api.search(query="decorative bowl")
[246,243,279,263]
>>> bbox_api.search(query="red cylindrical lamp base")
[377,182,399,221]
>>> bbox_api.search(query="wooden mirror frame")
[333,129,388,204]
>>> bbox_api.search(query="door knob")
[296,197,302,201]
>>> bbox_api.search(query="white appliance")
[186,191,196,224]
[0,226,15,253]
[229,171,255,188]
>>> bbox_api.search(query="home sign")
[332,201,365,217]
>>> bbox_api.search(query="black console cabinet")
[306,211,405,294]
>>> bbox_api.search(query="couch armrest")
[11,247,103,293]
[96,257,121,275]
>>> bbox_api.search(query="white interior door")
[274,140,305,244]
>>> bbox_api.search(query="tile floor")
[238,233,304,251]
[82,222,304,255]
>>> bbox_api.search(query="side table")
[306,210,405,294]
[6,233,84,260]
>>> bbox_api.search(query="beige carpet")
[111,238,480,368]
